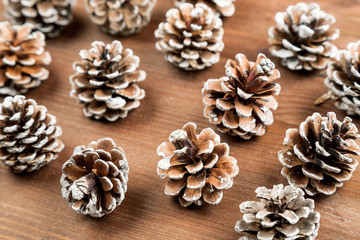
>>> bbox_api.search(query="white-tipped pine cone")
[70,40,146,122]
[268,2,339,71]
[85,0,157,36]
[0,22,51,96]
[0,95,64,173]
[202,53,281,139]
[174,0,235,17]
[278,112,360,196]
[157,122,239,207]
[155,3,224,71]
[235,184,320,240]
[322,41,360,115]
[3,0,76,38]
[60,138,129,217]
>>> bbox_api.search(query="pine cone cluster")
[0,21,51,96]
[202,53,281,139]
[3,0,75,38]
[0,95,64,173]
[268,2,339,71]
[155,3,224,71]
[85,0,157,36]
[60,138,129,218]
[70,40,146,121]
[318,41,360,115]
[235,184,320,240]
[174,0,235,17]
[157,122,239,207]
[279,112,360,196]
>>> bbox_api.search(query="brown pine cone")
[316,41,360,115]
[235,184,320,240]
[0,22,51,96]
[0,95,64,173]
[3,0,75,38]
[70,40,146,121]
[174,0,235,17]
[157,122,239,207]
[85,0,157,36]
[268,2,339,71]
[155,3,224,71]
[60,138,129,218]
[278,112,360,196]
[202,53,281,140]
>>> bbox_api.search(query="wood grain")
[1,0,360,239]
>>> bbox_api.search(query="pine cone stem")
[314,92,332,106]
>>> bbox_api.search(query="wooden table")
[1,0,360,239]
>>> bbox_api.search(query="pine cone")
[155,3,224,71]
[268,2,339,71]
[0,21,51,96]
[235,184,320,240]
[70,40,146,121]
[60,138,129,218]
[174,0,235,17]
[202,53,281,140]
[319,41,360,115]
[3,0,75,38]
[278,112,360,196]
[157,122,239,207]
[0,95,64,173]
[85,0,157,36]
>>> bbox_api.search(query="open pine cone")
[0,95,64,173]
[278,112,360,196]
[155,3,224,71]
[0,21,51,96]
[85,0,157,36]
[3,0,75,38]
[202,53,281,139]
[235,184,320,240]
[316,41,360,115]
[157,122,239,207]
[70,40,146,121]
[268,2,339,71]
[174,0,235,17]
[60,138,129,218]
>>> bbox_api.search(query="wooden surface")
[1,0,360,239]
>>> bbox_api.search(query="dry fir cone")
[202,53,281,140]
[155,3,224,71]
[235,184,320,240]
[315,41,360,115]
[70,40,145,121]
[85,0,157,36]
[0,21,51,96]
[157,122,239,207]
[268,2,339,71]
[174,0,235,17]
[278,112,360,196]
[0,95,64,173]
[60,138,129,218]
[3,0,75,38]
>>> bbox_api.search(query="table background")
[0,0,360,239]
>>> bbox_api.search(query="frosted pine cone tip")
[279,112,360,196]
[202,53,281,139]
[268,2,339,71]
[157,122,239,207]
[60,137,129,218]
[70,40,146,122]
[0,21,51,96]
[235,184,320,240]
[174,0,236,17]
[0,95,64,173]
[155,3,224,71]
[85,0,157,36]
